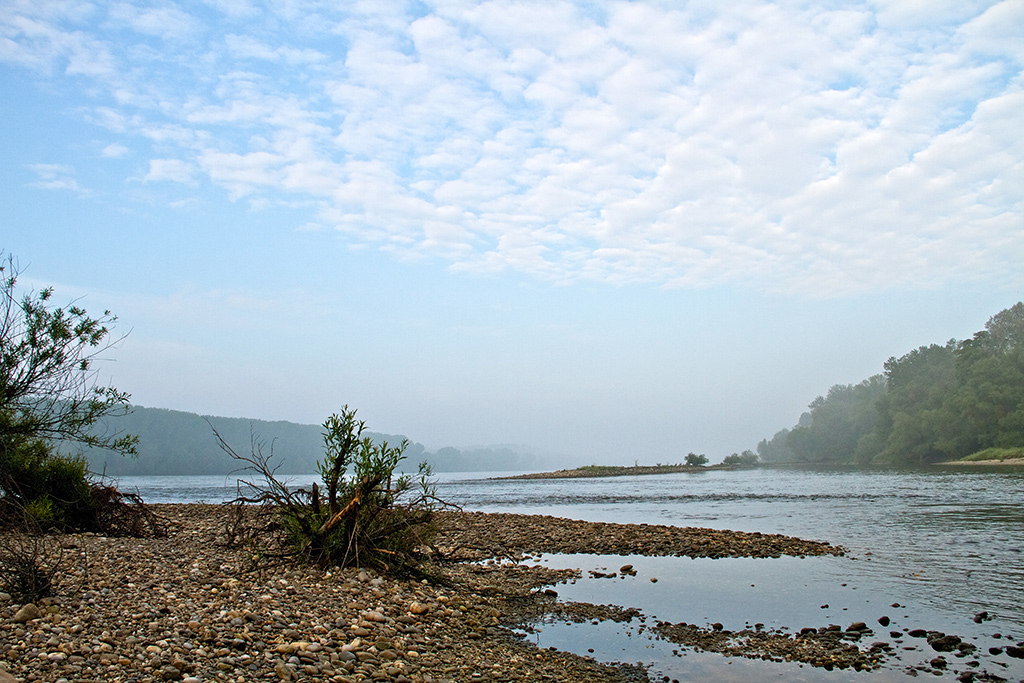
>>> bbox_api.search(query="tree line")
[84,405,547,475]
[756,302,1024,465]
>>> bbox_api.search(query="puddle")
[512,553,1024,681]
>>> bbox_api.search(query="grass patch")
[960,447,1024,462]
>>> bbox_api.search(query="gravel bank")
[1,505,845,683]
[433,511,844,560]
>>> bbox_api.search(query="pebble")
[12,604,41,624]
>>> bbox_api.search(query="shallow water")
[121,466,1024,681]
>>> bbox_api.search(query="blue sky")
[2,0,1022,462]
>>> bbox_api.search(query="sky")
[2,0,1022,464]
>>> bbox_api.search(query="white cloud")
[27,163,87,194]
[101,143,130,157]
[107,2,200,42]
[224,34,326,64]
[145,158,195,183]
[0,7,117,77]
[4,0,1022,295]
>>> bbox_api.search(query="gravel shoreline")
[0,505,850,683]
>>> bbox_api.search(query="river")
[118,465,1024,682]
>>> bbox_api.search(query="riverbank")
[0,505,852,682]
[495,463,743,479]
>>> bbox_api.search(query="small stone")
[929,634,962,652]
[878,616,890,627]
[409,602,429,615]
[13,603,42,623]
[161,665,183,681]
[274,660,294,680]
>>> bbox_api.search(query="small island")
[496,462,746,480]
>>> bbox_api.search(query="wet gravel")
[433,510,844,560]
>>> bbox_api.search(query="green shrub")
[220,406,446,574]
[722,451,759,466]
[685,453,708,466]
[1,252,146,535]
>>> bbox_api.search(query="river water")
[118,465,1024,682]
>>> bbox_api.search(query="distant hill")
[82,405,548,476]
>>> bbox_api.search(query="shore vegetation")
[0,252,155,536]
[957,447,1024,463]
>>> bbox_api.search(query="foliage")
[219,406,448,574]
[0,254,137,458]
[0,252,158,534]
[685,452,708,466]
[722,451,758,466]
[754,302,1024,465]
[786,376,888,464]
[756,428,795,463]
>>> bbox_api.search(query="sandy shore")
[936,458,1024,466]
[0,505,874,683]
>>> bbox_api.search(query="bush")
[685,452,709,466]
[219,406,448,574]
[0,252,155,535]
[0,253,138,531]
[722,450,759,466]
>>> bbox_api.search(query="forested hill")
[83,405,547,476]
[756,302,1024,465]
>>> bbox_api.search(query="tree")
[876,343,959,463]
[685,452,708,466]
[722,451,758,466]
[0,253,141,530]
[756,428,795,463]
[787,376,887,464]
[951,304,1024,450]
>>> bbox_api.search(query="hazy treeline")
[757,302,1024,465]
[83,406,545,476]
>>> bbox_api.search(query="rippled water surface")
[121,466,1024,681]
